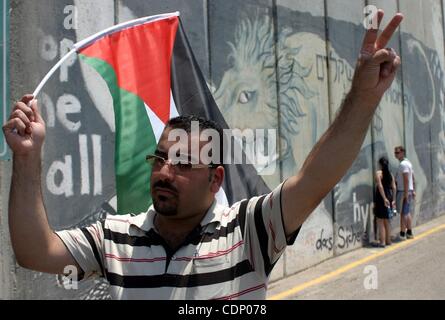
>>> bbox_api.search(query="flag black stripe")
[80,228,105,276]
[105,259,254,288]
[170,19,270,205]
[253,195,273,276]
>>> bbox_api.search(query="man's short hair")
[166,115,222,133]
[395,145,405,153]
[166,115,224,165]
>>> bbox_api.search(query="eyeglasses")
[146,154,218,173]
[394,151,401,154]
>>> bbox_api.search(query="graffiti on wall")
[210,11,335,264]
[209,6,445,257]
[25,2,445,275]
[36,3,116,230]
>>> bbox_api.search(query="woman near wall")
[374,156,397,247]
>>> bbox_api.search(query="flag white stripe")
[144,103,164,144]
[143,90,179,143]
[169,91,179,119]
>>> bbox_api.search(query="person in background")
[374,156,396,247]
[394,146,415,239]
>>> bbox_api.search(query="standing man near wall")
[394,146,415,239]
[3,10,403,299]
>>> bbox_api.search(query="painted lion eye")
[238,90,254,104]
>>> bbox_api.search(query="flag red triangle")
[79,17,179,123]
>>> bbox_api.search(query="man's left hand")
[351,10,404,107]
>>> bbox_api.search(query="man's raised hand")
[2,94,46,156]
[352,10,404,105]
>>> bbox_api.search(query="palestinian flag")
[75,12,269,214]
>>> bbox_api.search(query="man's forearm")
[9,154,54,267]
[282,90,379,232]
[298,90,378,205]
[281,11,403,234]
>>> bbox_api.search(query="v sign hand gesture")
[280,9,404,237]
[351,10,404,107]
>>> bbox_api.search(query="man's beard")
[153,196,178,216]
[152,180,179,216]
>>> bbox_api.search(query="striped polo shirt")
[56,182,298,299]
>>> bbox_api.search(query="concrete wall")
[1,0,445,299]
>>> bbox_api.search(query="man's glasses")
[146,154,218,173]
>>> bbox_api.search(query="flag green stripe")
[79,54,156,214]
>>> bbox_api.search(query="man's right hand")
[2,94,46,156]
[4,94,80,275]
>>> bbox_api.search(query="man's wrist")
[13,152,42,178]
[14,152,41,163]
[348,87,382,112]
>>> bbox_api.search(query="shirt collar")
[199,200,220,226]
[128,206,156,232]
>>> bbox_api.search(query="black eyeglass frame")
[145,154,219,171]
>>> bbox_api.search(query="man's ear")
[210,166,225,193]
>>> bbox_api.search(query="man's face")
[394,148,404,161]
[150,127,221,219]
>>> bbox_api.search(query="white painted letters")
[40,91,56,127]
[79,134,90,195]
[46,155,74,197]
[353,192,373,230]
[92,135,103,195]
[59,38,76,82]
[39,35,58,61]
[57,94,81,132]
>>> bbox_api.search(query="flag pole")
[31,11,180,99]
[18,11,182,137]
[32,48,77,98]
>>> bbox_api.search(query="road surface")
[268,214,445,300]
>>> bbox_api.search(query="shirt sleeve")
[243,181,300,278]
[55,219,106,280]
[401,162,410,173]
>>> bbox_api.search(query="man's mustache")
[153,180,178,194]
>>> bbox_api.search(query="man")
[394,146,415,239]
[3,10,403,299]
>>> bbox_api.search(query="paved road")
[268,215,445,300]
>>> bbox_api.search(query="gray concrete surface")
[2,0,445,299]
[268,214,445,300]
